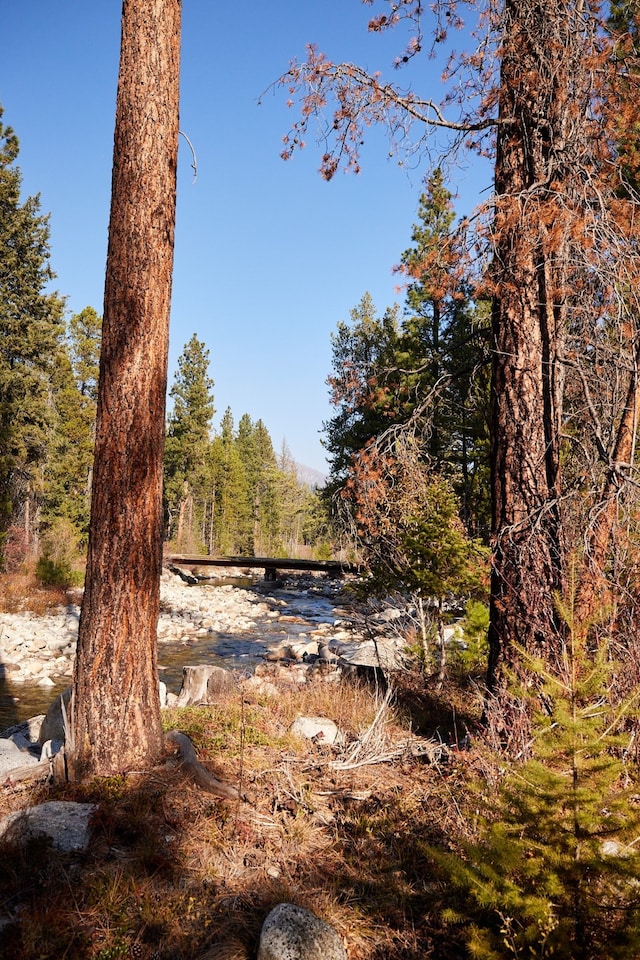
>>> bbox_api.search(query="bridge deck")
[165,554,360,580]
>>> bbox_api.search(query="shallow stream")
[0,576,343,731]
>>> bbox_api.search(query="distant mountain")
[296,463,327,489]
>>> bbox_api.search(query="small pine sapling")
[434,591,640,959]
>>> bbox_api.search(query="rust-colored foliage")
[273,1,640,685]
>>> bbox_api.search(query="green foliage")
[35,518,84,587]
[164,334,215,550]
[162,703,276,756]
[42,307,101,537]
[313,539,334,561]
[399,476,488,601]
[452,599,490,672]
[435,608,640,959]
[163,351,332,558]
[207,407,250,554]
[236,413,281,554]
[0,107,66,562]
[323,292,400,491]
[323,171,491,561]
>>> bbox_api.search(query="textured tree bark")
[575,353,640,624]
[71,0,181,778]
[487,0,588,689]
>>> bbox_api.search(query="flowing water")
[0,578,343,732]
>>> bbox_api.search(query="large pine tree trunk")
[71,0,181,779]
[487,0,588,689]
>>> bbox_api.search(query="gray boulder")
[289,716,344,746]
[0,800,95,852]
[257,903,347,960]
[0,715,44,752]
[0,739,39,777]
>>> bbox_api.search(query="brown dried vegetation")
[0,671,484,960]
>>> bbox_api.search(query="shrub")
[36,519,84,588]
[450,599,489,673]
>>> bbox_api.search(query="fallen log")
[2,759,51,787]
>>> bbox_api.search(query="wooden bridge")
[165,554,361,581]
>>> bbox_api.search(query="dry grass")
[0,669,486,960]
[0,570,78,615]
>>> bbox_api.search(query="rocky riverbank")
[0,567,406,729]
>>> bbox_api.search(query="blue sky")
[2,1,490,473]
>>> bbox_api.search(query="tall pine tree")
[43,307,101,537]
[0,108,66,564]
[208,407,250,554]
[164,334,215,551]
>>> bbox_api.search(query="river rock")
[257,903,347,960]
[0,568,365,722]
[289,716,344,745]
[38,686,72,745]
[330,636,407,671]
[0,739,39,777]
[0,715,44,751]
[0,800,96,852]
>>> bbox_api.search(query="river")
[0,573,350,731]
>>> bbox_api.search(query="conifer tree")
[68,305,101,402]
[164,334,215,551]
[274,440,311,556]
[395,171,490,536]
[236,414,280,555]
[437,597,640,959]
[323,293,400,491]
[275,0,640,692]
[0,108,66,562]
[43,307,101,536]
[71,0,181,779]
[208,408,250,554]
[324,173,489,593]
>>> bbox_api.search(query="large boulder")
[289,716,344,746]
[0,801,95,852]
[0,715,44,752]
[257,903,347,960]
[0,739,39,777]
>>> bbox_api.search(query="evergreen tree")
[208,408,249,554]
[0,108,66,563]
[236,414,280,555]
[164,334,215,551]
[395,170,490,536]
[274,440,315,557]
[323,293,400,490]
[278,0,640,692]
[43,307,101,537]
[71,0,181,779]
[437,598,640,959]
[323,172,490,588]
[68,305,101,401]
